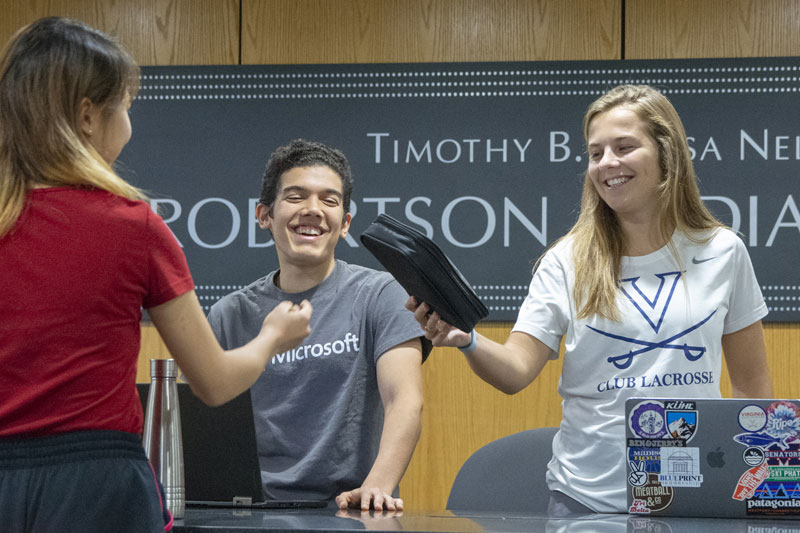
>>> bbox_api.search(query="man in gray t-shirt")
[207,139,427,512]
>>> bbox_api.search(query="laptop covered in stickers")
[625,397,800,518]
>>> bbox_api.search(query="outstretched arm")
[148,290,312,406]
[335,338,423,512]
[722,320,773,398]
[406,297,554,394]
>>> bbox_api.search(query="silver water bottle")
[142,358,185,519]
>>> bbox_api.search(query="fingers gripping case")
[359,214,488,333]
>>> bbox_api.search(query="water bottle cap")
[150,358,178,379]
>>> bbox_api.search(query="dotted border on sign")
[140,65,800,82]
[137,76,800,92]
[195,286,798,311]
[135,87,800,101]
[175,62,796,313]
[137,64,800,101]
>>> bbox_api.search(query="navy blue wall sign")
[121,58,800,322]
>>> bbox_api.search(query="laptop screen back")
[625,397,800,519]
[137,382,264,505]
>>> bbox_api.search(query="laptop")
[137,382,327,509]
[625,397,800,518]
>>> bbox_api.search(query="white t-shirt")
[512,228,767,512]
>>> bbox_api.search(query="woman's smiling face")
[586,105,663,224]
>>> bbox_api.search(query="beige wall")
[4,0,799,512]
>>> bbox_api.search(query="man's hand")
[335,486,403,512]
[335,508,403,530]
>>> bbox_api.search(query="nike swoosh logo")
[692,256,716,264]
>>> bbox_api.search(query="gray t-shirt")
[207,260,425,500]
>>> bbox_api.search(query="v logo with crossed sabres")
[587,271,717,369]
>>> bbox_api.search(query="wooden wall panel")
[626,0,800,59]
[242,0,621,64]
[141,322,800,393]
[9,0,800,514]
[138,326,172,382]
[140,319,799,510]
[761,323,800,398]
[1,0,239,65]
[401,322,565,511]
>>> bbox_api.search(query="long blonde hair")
[0,17,143,237]
[559,85,722,321]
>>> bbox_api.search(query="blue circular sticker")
[629,401,667,439]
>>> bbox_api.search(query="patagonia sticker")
[747,481,800,516]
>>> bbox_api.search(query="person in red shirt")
[0,17,312,532]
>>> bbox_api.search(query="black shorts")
[0,430,172,533]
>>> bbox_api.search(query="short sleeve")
[207,304,227,347]
[369,278,429,363]
[722,237,767,334]
[511,249,571,355]
[142,208,194,309]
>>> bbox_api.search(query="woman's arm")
[406,298,554,395]
[148,290,311,406]
[722,320,773,398]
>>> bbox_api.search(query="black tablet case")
[360,214,488,333]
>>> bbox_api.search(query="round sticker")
[630,474,674,513]
[765,401,800,440]
[743,446,765,466]
[738,405,767,432]
[630,401,667,439]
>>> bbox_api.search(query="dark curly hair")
[259,139,353,220]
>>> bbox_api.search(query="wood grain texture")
[138,325,172,382]
[13,0,800,513]
[400,322,565,511]
[139,320,799,510]
[626,0,800,59]
[1,0,239,65]
[242,0,620,64]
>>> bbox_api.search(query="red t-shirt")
[0,187,194,437]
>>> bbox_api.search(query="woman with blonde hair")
[0,17,311,532]
[408,84,772,514]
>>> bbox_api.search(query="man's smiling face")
[258,165,351,272]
